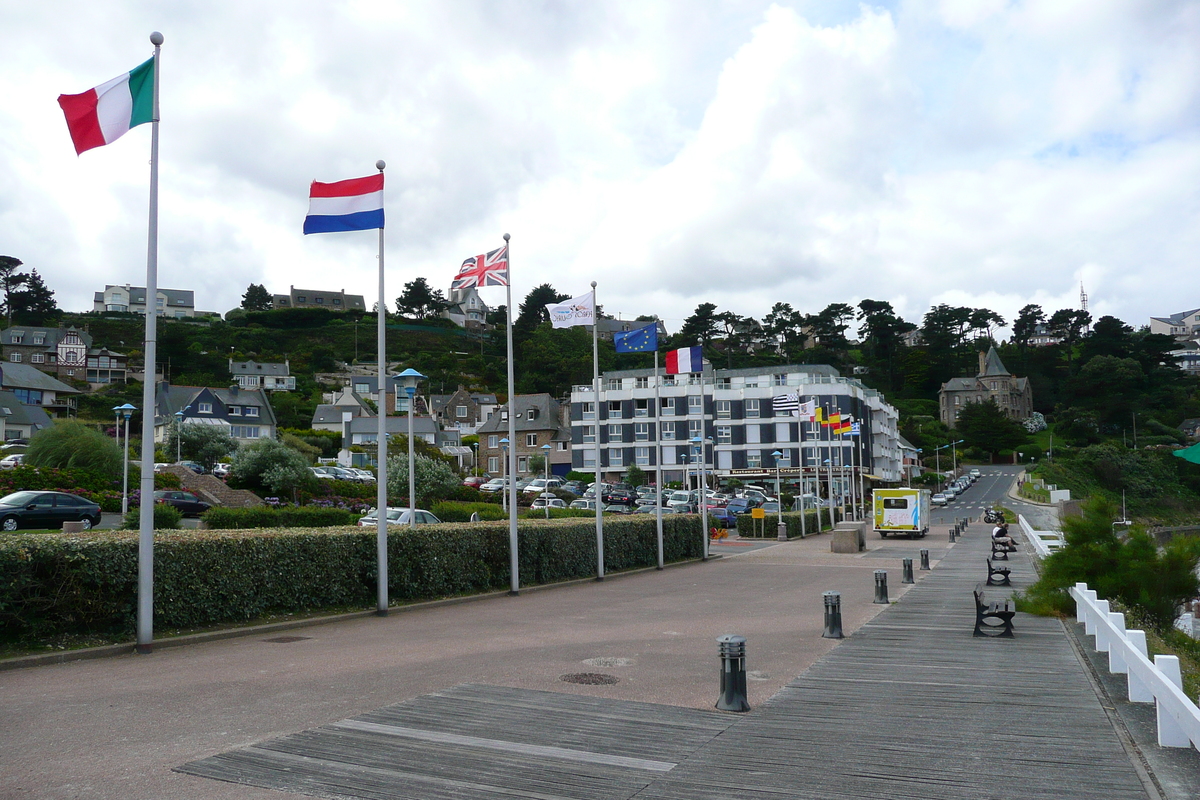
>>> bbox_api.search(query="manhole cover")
[560,673,620,685]
[263,636,312,644]
[582,657,635,668]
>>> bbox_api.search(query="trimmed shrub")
[432,501,508,522]
[122,503,183,530]
[736,508,840,538]
[201,506,358,529]
[0,515,704,639]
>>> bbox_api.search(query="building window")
[745,399,760,418]
[13,389,41,404]
[635,399,649,417]
[9,353,20,362]
[608,400,623,418]
[31,354,44,364]
[245,406,259,417]
[583,454,596,468]
[662,422,676,441]
[688,420,702,438]
[32,335,44,345]
[198,402,213,413]
[606,378,622,391]
[716,378,731,389]
[688,395,702,413]
[745,379,758,388]
[634,423,649,441]
[527,407,539,421]
[10,333,22,343]
[296,295,307,303]
[500,410,508,421]
[488,456,499,473]
[662,375,675,386]
[582,425,596,443]
[716,400,731,419]
[526,433,537,447]
[954,396,960,405]
[747,451,762,468]
[660,397,675,414]
[635,447,650,466]
[486,435,497,448]
[609,449,623,467]
[716,425,732,444]
[557,441,568,451]
[609,424,623,442]
[230,425,261,438]
[773,374,787,386]
[635,377,648,389]
[228,406,242,415]
[456,405,468,418]
[687,374,700,385]
[582,402,595,420]
[518,456,529,473]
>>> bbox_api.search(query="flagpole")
[654,347,663,570]
[505,233,520,594]
[826,402,836,524]
[135,31,163,655]
[591,281,604,580]
[699,364,709,560]
[374,159,389,615]
[858,426,866,521]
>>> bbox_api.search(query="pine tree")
[241,283,273,311]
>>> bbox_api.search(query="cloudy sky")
[2,0,1197,336]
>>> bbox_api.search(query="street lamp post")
[397,369,425,528]
[174,410,183,463]
[692,436,709,558]
[500,438,509,512]
[951,438,964,480]
[114,404,136,515]
[472,442,479,476]
[541,443,552,519]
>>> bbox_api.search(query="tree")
[8,268,58,325]
[1011,304,1044,350]
[228,438,316,497]
[955,398,1027,455]
[0,256,30,326]
[386,452,461,507]
[1067,356,1145,426]
[624,464,647,488]
[806,303,855,350]
[676,302,720,349]
[241,283,273,312]
[515,284,569,339]
[1048,308,1092,372]
[396,277,448,320]
[763,302,806,354]
[167,424,238,471]
[25,420,122,476]
[857,299,915,391]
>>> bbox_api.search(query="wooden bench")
[986,558,1011,587]
[990,538,1016,560]
[973,583,1015,638]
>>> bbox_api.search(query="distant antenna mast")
[1080,282,1091,333]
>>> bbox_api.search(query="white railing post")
[1107,612,1127,673]
[1155,655,1190,748]
[1126,630,1153,703]
[1074,583,1089,624]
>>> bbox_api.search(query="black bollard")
[822,591,844,639]
[715,634,750,712]
[874,570,889,604]
[902,558,914,584]
[949,527,957,543]
[920,548,930,570]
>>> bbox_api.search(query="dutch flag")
[304,173,385,234]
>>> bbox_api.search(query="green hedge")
[736,508,842,538]
[0,515,704,639]
[432,501,508,522]
[200,506,359,529]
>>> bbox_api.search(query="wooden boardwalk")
[179,525,1151,800]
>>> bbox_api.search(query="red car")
[463,476,489,489]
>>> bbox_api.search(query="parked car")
[349,468,376,483]
[523,478,564,495]
[311,466,337,480]
[176,460,207,475]
[603,487,637,506]
[569,499,598,510]
[759,501,781,513]
[462,476,489,489]
[602,504,633,515]
[725,498,755,515]
[356,507,442,526]
[153,490,212,517]
[211,463,231,479]
[931,493,948,506]
[531,495,567,510]
[0,453,25,469]
[0,490,101,531]
[479,478,509,493]
[1,438,28,449]
[709,508,738,529]
[561,480,587,496]
[970,469,981,478]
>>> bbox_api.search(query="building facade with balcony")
[94,284,195,317]
[477,394,572,478]
[230,359,296,391]
[567,364,901,486]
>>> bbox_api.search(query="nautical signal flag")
[58,58,155,155]
[665,346,703,374]
[614,323,658,353]
[304,174,384,234]
[452,246,509,290]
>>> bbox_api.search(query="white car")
[531,496,567,509]
[211,463,231,478]
[931,493,948,506]
[357,507,442,526]
[0,453,25,469]
[522,478,563,494]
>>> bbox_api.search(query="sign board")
[751,508,766,519]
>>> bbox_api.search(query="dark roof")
[476,394,565,435]
[95,285,194,308]
[347,416,439,436]
[155,383,277,427]
[230,360,291,377]
[979,346,1010,377]
[0,390,52,429]
[0,362,80,394]
[1,326,93,349]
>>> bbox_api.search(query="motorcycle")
[983,509,1004,525]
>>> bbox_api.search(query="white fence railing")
[1018,514,1064,558]
[1071,583,1200,751]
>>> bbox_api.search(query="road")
[927,463,1057,527]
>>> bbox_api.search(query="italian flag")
[58,58,154,155]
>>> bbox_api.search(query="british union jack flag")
[452,245,509,290]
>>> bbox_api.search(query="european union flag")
[614,323,658,353]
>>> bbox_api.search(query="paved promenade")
[2,516,1193,798]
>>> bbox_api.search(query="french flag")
[303,174,384,234]
[665,346,703,375]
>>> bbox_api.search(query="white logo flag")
[797,400,816,421]
[546,291,595,329]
